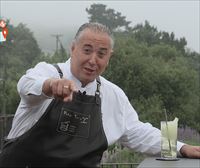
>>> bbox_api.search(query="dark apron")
[0,65,108,167]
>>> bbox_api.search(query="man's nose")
[88,52,97,65]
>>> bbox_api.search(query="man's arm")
[18,62,78,104]
[17,62,59,105]
[42,78,77,102]
[119,96,200,158]
[180,145,200,158]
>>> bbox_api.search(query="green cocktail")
[161,117,178,159]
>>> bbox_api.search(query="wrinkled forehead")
[75,29,113,49]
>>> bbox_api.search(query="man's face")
[70,29,113,86]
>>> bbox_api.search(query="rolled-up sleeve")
[119,99,185,156]
[17,62,59,105]
[119,99,161,155]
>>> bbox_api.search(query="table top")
[137,157,200,168]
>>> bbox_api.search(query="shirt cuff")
[177,141,185,157]
[25,77,50,97]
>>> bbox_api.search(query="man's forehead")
[77,29,112,47]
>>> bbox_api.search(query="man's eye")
[83,48,92,54]
[98,51,107,58]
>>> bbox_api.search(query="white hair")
[74,22,114,49]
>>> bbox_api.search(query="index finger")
[65,80,78,93]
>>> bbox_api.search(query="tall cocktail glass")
[160,117,179,160]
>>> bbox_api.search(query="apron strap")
[52,64,101,104]
[95,76,101,96]
[95,76,101,105]
[53,64,63,78]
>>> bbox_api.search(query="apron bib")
[0,65,108,167]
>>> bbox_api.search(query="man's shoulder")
[32,61,68,72]
[33,61,55,70]
[26,61,68,78]
[99,76,127,98]
[34,60,68,68]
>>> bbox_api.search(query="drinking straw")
[164,108,172,154]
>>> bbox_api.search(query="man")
[0,22,199,167]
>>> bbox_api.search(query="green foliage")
[132,21,160,46]
[132,20,187,54]
[1,4,199,140]
[50,45,69,63]
[34,50,69,65]
[86,4,131,32]
[106,147,145,164]
[0,21,42,114]
[184,49,200,71]
[104,32,199,131]
[0,20,70,115]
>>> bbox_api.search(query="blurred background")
[0,1,199,166]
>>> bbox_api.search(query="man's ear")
[70,42,75,57]
[71,42,75,52]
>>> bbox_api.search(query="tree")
[103,33,199,130]
[50,41,69,63]
[132,20,160,46]
[132,21,187,54]
[86,4,131,32]
[184,50,200,71]
[0,21,41,114]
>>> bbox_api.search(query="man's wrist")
[177,141,185,157]
[42,78,54,97]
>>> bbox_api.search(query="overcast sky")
[1,1,199,53]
